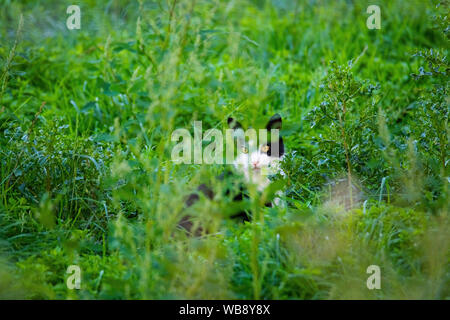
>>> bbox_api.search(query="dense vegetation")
[0,0,448,299]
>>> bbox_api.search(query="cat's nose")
[252,161,259,168]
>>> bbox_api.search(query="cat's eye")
[261,145,269,153]
[241,147,248,154]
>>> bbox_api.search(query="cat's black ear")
[227,117,243,130]
[266,114,282,131]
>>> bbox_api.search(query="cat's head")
[228,114,285,181]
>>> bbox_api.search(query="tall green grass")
[0,0,448,299]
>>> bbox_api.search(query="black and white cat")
[230,113,285,194]
[179,114,286,235]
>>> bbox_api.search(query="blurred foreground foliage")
[0,0,448,299]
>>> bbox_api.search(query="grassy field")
[0,0,448,299]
